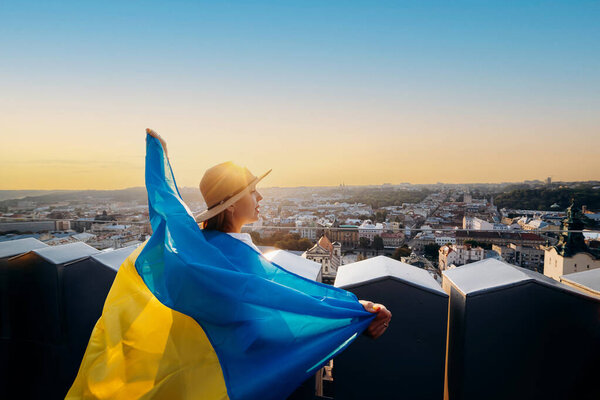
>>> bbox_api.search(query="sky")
[1,0,599,189]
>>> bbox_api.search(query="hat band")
[206,182,254,210]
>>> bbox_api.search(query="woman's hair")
[201,210,231,232]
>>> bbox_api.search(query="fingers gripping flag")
[67,135,374,400]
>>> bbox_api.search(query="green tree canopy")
[423,243,440,260]
[373,235,384,251]
[359,237,371,248]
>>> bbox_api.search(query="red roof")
[318,235,334,252]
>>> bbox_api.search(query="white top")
[227,232,261,253]
[226,233,320,281]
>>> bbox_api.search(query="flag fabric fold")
[67,135,374,400]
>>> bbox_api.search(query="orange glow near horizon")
[2,94,600,190]
[2,113,599,190]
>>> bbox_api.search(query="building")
[55,219,71,231]
[358,220,384,242]
[463,216,508,231]
[492,243,545,273]
[463,216,493,230]
[0,221,56,233]
[522,219,559,232]
[455,231,545,247]
[326,225,359,248]
[296,220,318,240]
[303,235,342,284]
[438,244,485,271]
[380,232,404,248]
[544,203,600,280]
[435,235,456,246]
[386,221,402,232]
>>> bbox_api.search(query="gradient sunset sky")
[1,1,599,190]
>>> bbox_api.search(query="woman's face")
[231,188,263,226]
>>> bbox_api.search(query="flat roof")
[443,259,582,297]
[0,237,48,259]
[32,242,99,264]
[335,255,447,296]
[560,269,600,296]
[91,245,139,271]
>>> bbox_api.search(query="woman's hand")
[146,128,168,158]
[359,300,392,339]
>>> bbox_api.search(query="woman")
[146,128,392,339]
[68,130,391,400]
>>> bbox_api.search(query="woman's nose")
[256,191,263,201]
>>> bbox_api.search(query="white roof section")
[258,245,278,254]
[334,255,446,296]
[32,242,99,264]
[443,258,581,297]
[263,249,321,281]
[91,244,139,271]
[560,269,600,296]
[0,238,49,259]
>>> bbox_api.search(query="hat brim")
[194,169,272,223]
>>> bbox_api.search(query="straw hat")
[194,161,271,223]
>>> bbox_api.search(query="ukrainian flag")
[67,135,374,400]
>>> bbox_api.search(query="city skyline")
[2,1,599,190]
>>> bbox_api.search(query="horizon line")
[2,179,600,192]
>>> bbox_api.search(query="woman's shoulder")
[226,232,261,253]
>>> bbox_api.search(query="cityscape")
[2,178,599,285]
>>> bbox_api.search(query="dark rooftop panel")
[90,245,139,271]
[0,237,48,259]
[32,242,98,264]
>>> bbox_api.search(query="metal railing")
[1,216,598,235]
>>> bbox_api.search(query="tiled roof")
[318,235,334,252]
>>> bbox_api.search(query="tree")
[249,231,261,244]
[423,243,440,260]
[373,235,384,253]
[392,245,411,260]
[359,237,371,248]
[274,236,314,251]
[374,211,387,222]
[464,240,491,250]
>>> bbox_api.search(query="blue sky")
[1,1,599,188]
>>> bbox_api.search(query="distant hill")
[346,188,432,209]
[495,185,600,211]
[0,190,69,202]
[0,187,205,208]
